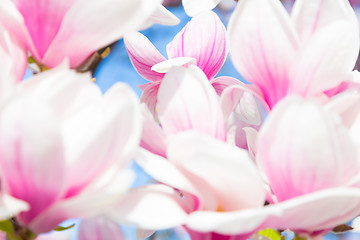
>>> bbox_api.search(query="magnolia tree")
[0,0,359,240]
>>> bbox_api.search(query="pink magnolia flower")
[108,66,280,239]
[0,64,141,234]
[129,131,279,239]
[140,65,226,158]
[126,79,360,239]
[0,0,165,68]
[124,11,230,115]
[228,0,359,110]
[254,95,360,236]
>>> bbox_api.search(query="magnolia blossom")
[125,11,232,115]
[253,95,360,236]
[140,65,226,158]
[0,0,168,68]
[136,94,360,238]
[228,0,359,110]
[0,64,141,234]
[110,66,280,239]
[125,66,360,239]
[133,132,274,239]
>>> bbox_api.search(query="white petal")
[182,0,221,16]
[142,4,180,29]
[151,57,197,73]
[157,65,225,140]
[186,207,281,235]
[228,0,299,108]
[292,0,358,43]
[0,194,29,220]
[168,132,266,211]
[109,185,188,230]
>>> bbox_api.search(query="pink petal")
[350,0,360,6]
[0,98,65,226]
[136,149,214,211]
[136,149,202,201]
[140,81,161,117]
[264,188,360,235]
[210,76,243,96]
[78,215,123,240]
[124,32,166,81]
[157,66,226,140]
[243,127,258,160]
[324,91,360,129]
[324,71,360,97]
[228,0,299,108]
[167,11,227,80]
[140,105,168,158]
[257,96,359,202]
[167,132,266,212]
[348,97,360,151]
[220,86,264,151]
[288,21,359,97]
[182,0,221,17]
[220,84,269,122]
[63,83,141,197]
[0,24,27,84]
[291,0,358,43]
[43,0,162,67]
[187,230,252,240]
[29,169,134,233]
[0,0,41,60]
[0,25,27,103]
[13,0,76,58]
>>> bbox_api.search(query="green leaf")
[258,229,281,240]
[54,223,75,231]
[0,220,14,234]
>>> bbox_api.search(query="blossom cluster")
[0,0,359,240]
